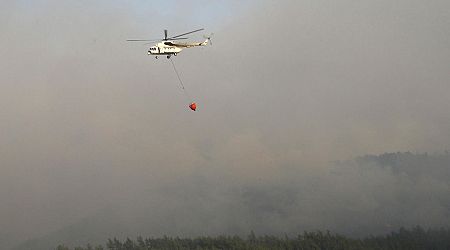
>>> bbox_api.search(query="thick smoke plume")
[1,1,449,249]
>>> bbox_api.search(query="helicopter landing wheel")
[174,53,177,56]
[155,56,158,59]
[167,55,171,59]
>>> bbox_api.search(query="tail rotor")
[203,33,213,45]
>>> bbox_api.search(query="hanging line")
[169,57,192,102]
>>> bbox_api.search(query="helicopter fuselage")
[128,28,211,58]
[147,39,208,58]
[148,42,183,56]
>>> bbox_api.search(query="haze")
[1,0,450,249]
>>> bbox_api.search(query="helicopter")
[127,28,212,59]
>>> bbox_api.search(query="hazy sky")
[1,0,450,249]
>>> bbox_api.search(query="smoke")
[1,0,450,249]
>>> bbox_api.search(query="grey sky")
[1,0,450,249]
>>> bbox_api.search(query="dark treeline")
[56,226,450,250]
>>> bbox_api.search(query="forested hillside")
[56,227,450,250]
[13,152,450,250]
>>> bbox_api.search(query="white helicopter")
[127,28,212,59]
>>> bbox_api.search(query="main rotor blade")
[126,39,161,42]
[169,28,204,39]
[170,37,188,41]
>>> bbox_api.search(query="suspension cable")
[169,57,192,102]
